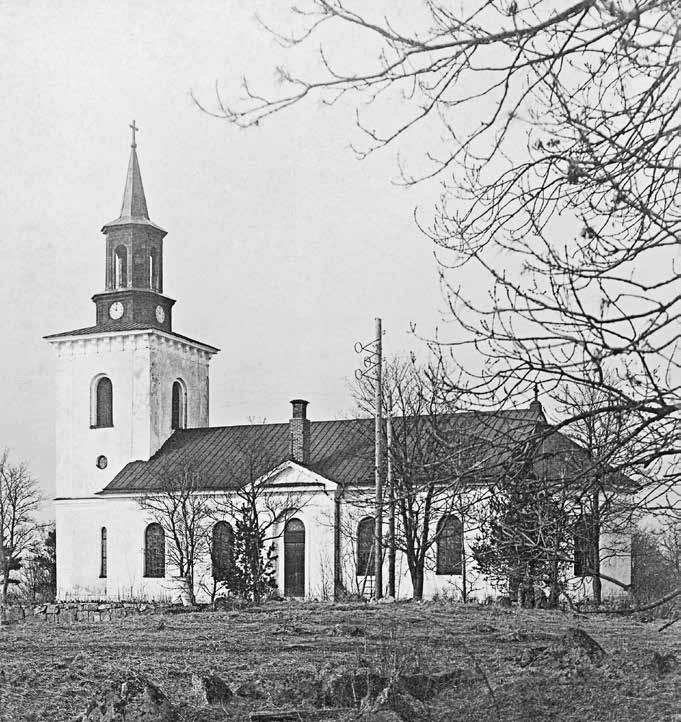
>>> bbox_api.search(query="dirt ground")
[0,601,680,721]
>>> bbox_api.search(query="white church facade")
[45,129,631,604]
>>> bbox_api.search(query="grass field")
[1,601,680,721]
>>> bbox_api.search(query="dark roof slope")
[101,407,550,495]
[102,418,376,494]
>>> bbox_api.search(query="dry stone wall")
[1,601,166,625]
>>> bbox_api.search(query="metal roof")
[101,144,166,234]
[100,407,554,495]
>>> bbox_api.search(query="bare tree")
[557,382,644,603]
[354,357,580,602]
[138,465,212,605]
[656,518,681,575]
[211,421,304,602]
[631,527,681,610]
[200,1,681,520]
[472,446,584,608]
[0,449,42,603]
[22,525,56,603]
[353,357,473,599]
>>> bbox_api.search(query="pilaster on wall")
[148,333,214,456]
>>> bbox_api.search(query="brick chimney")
[289,399,310,465]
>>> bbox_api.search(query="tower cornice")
[44,326,220,357]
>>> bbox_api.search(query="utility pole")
[354,319,385,601]
[374,317,383,599]
[387,409,395,598]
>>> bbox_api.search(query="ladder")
[359,575,374,600]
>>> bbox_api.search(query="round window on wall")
[96,455,108,470]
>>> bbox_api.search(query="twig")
[658,616,680,633]
[249,709,354,721]
[458,642,501,722]
[560,591,587,616]
[614,587,681,615]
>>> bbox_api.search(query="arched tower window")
[149,247,158,291]
[357,517,375,577]
[144,523,165,578]
[436,515,463,575]
[171,379,187,430]
[100,527,107,578]
[212,522,234,581]
[91,376,113,428]
[114,245,128,288]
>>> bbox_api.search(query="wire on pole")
[354,318,384,600]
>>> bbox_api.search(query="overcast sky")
[0,1,449,509]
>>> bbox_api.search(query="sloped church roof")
[100,405,569,494]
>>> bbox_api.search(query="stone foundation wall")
[0,601,166,625]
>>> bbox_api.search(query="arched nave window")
[144,523,165,578]
[114,245,128,288]
[436,515,463,575]
[356,517,375,577]
[171,379,187,430]
[212,521,234,581]
[100,527,107,578]
[284,518,305,598]
[574,515,596,577]
[91,376,113,428]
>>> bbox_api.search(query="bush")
[631,529,681,616]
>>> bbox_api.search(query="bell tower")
[46,124,219,500]
[92,121,174,333]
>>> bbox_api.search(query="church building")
[45,128,631,604]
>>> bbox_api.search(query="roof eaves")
[43,326,220,353]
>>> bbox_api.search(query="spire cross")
[129,120,139,148]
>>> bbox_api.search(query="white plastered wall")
[337,488,494,601]
[55,463,339,602]
[148,334,212,453]
[338,488,632,602]
[264,465,338,600]
[55,495,176,601]
[595,530,632,599]
[48,330,214,500]
[55,483,632,602]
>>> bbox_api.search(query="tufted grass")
[0,601,680,721]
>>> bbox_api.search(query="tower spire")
[101,122,165,233]
[120,121,148,220]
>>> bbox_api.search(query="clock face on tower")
[155,305,165,323]
[109,301,124,320]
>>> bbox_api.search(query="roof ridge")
[174,421,290,432]
[100,404,574,496]
[161,408,542,433]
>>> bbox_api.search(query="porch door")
[284,518,305,597]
